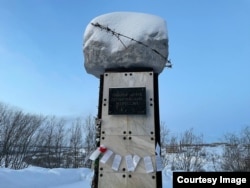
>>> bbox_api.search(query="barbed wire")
[91,22,169,63]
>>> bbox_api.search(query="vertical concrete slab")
[98,71,157,188]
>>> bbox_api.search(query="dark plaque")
[108,87,146,115]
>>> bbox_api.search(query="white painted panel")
[99,71,156,188]
[127,173,157,188]
[98,172,127,188]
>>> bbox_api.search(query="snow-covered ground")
[0,166,173,188]
[0,167,93,188]
[0,145,223,188]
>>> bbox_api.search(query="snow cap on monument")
[83,12,168,78]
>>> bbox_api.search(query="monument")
[83,12,170,188]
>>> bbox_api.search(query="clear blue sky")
[0,0,249,142]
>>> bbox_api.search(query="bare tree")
[43,117,56,168]
[53,118,66,167]
[11,113,43,169]
[160,121,170,167]
[172,128,205,172]
[24,116,68,168]
[0,102,9,166]
[0,103,43,169]
[221,126,250,171]
[83,115,96,164]
[69,118,84,168]
[0,107,31,168]
[160,121,170,148]
[166,135,179,170]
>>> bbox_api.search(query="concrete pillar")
[95,69,161,188]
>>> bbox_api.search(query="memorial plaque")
[108,87,146,115]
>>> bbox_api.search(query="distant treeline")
[0,102,249,171]
[0,102,96,169]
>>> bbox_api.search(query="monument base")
[94,70,162,188]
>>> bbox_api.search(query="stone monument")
[83,12,169,188]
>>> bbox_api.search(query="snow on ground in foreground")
[0,146,224,188]
[0,167,93,188]
[0,166,172,188]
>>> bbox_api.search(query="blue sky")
[0,0,249,142]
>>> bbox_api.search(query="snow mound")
[0,166,93,188]
[83,12,169,78]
